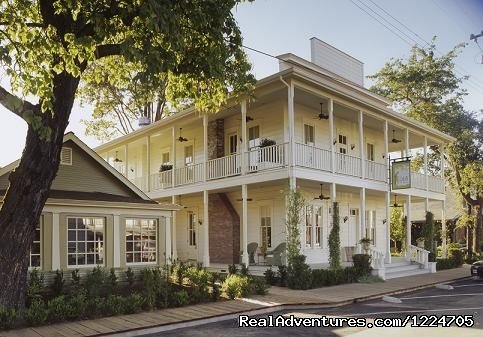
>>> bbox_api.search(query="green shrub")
[104,295,125,316]
[126,267,135,287]
[250,277,269,295]
[228,264,238,275]
[27,269,44,303]
[428,252,436,262]
[87,297,106,318]
[352,254,371,277]
[107,268,118,296]
[222,274,250,299]
[70,269,81,292]
[264,268,276,285]
[85,266,107,298]
[172,262,187,284]
[240,263,249,276]
[211,283,221,301]
[0,305,16,329]
[51,270,65,297]
[287,254,312,290]
[124,294,145,314]
[357,274,384,283]
[311,267,360,288]
[448,248,464,267]
[24,299,47,325]
[173,290,190,307]
[142,269,157,309]
[47,296,67,322]
[277,265,287,287]
[185,267,211,303]
[65,291,88,320]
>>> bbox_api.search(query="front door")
[186,211,198,261]
[248,125,260,170]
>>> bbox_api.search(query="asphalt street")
[147,278,483,337]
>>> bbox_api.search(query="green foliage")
[437,248,465,270]
[357,274,385,283]
[185,267,211,303]
[352,254,372,277]
[250,277,269,295]
[423,212,436,257]
[24,299,48,326]
[239,263,249,276]
[277,265,288,287]
[285,188,305,264]
[228,264,238,275]
[264,268,276,286]
[287,254,312,290]
[173,290,190,307]
[172,261,188,284]
[126,267,135,287]
[259,138,276,148]
[104,295,125,316]
[47,296,67,322]
[26,269,44,304]
[222,275,250,299]
[311,267,360,288]
[448,248,464,266]
[107,269,118,296]
[70,269,81,292]
[51,270,64,297]
[329,202,341,270]
[85,266,107,298]
[65,291,88,320]
[0,305,16,329]
[390,208,405,251]
[123,294,145,314]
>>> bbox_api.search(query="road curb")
[104,276,471,336]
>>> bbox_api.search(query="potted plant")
[159,163,173,172]
[259,138,276,148]
[258,138,278,169]
[416,237,425,249]
[359,237,372,253]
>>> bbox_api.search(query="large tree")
[369,40,483,255]
[0,0,255,311]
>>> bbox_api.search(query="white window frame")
[125,218,158,265]
[187,211,197,247]
[315,205,323,247]
[260,206,272,249]
[161,151,170,165]
[305,205,313,248]
[248,125,261,150]
[304,123,315,146]
[366,143,375,161]
[184,144,194,167]
[29,216,42,269]
[67,217,105,268]
[60,147,73,165]
[226,131,239,155]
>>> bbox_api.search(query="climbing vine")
[329,202,341,269]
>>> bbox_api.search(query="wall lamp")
[382,219,387,224]
[343,216,349,223]
[333,139,337,145]
[350,144,356,150]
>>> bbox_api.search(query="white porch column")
[329,98,335,173]
[203,115,208,182]
[171,195,178,260]
[424,136,428,192]
[406,195,412,259]
[405,128,410,158]
[165,216,172,264]
[440,144,445,178]
[241,100,247,175]
[124,144,128,177]
[359,188,366,243]
[385,191,391,264]
[442,200,447,258]
[171,127,176,187]
[113,215,121,268]
[52,212,60,270]
[358,110,365,179]
[241,184,249,265]
[287,82,296,189]
[146,136,151,191]
[202,190,210,267]
[383,120,389,169]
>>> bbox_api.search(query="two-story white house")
[96,38,454,279]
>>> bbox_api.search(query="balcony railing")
[150,170,173,190]
[175,163,204,186]
[294,143,331,171]
[365,160,387,182]
[428,175,445,193]
[411,171,445,193]
[207,153,241,180]
[335,152,360,177]
[129,176,148,191]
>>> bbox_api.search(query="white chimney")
[310,37,364,86]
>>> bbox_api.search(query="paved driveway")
[148,278,483,337]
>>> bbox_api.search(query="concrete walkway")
[0,267,470,337]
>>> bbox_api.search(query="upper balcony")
[96,76,449,199]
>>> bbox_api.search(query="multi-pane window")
[364,210,376,244]
[248,126,260,149]
[338,134,347,154]
[184,145,193,166]
[30,217,42,268]
[228,133,238,155]
[260,206,272,249]
[315,206,322,247]
[305,206,313,247]
[304,124,315,146]
[67,217,105,267]
[366,143,375,161]
[162,152,170,164]
[125,219,157,264]
[188,212,196,247]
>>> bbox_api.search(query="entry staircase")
[384,245,432,279]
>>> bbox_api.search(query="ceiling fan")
[391,129,402,144]
[178,128,188,142]
[236,198,253,202]
[237,116,254,122]
[314,184,330,200]
[390,194,403,208]
[313,103,329,120]
[113,151,123,163]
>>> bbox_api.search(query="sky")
[1,0,482,166]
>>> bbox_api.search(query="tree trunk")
[467,205,474,259]
[0,72,79,311]
[475,203,482,253]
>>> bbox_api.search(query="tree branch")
[0,85,37,119]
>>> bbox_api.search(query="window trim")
[66,216,106,268]
[29,215,42,269]
[303,123,315,146]
[125,218,158,265]
[187,211,197,247]
[259,206,272,249]
[60,147,73,166]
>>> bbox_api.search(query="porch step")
[384,261,430,279]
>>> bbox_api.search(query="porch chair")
[247,242,258,265]
[265,242,286,266]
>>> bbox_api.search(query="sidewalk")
[0,267,470,337]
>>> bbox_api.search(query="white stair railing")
[407,244,429,269]
[367,245,385,269]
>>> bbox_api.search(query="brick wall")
[209,193,240,264]
[208,119,224,160]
